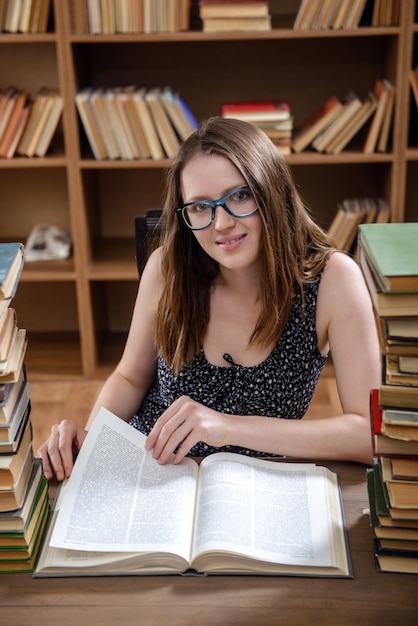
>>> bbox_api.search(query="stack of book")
[357,223,418,574]
[327,196,390,255]
[0,243,49,573]
[294,0,370,30]
[292,78,395,155]
[221,100,293,155]
[198,1,271,32]
[293,0,399,29]
[71,0,191,34]
[75,85,198,161]
[0,0,51,33]
[0,86,64,159]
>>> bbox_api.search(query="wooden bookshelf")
[0,0,417,379]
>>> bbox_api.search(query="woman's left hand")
[145,396,229,464]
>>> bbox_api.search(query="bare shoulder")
[139,247,164,297]
[321,251,364,286]
[317,251,373,331]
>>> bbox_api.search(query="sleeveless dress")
[129,272,328,457]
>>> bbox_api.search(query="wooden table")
[0,461,417,626]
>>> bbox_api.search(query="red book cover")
[370,388,382,435]
[221,100,290,114]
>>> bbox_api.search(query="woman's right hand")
[37,420,88,481]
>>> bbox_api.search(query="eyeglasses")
[175,185,258,231]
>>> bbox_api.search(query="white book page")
[192,453,338,568]
[49,408,198,562]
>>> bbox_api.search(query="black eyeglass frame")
[175,185,258,231]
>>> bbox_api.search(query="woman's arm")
[37,249,163,479]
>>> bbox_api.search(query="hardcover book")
[358,223,418,293]
[34,408,352,578]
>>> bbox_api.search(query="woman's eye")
[190,203,210,214]
[232,189,250,202]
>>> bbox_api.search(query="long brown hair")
[156,117,335,374]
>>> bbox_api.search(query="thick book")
[358,247,418,318]
[370,389,418,457]
[0,243,24,300]
[358,223,418,293]
[0,459,44,532]
[34,407,352,578]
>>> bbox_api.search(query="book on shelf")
[27,0,51,33]
[0,243,24,301]
[312,91,363,153]
[372,0,400,27]
[331,0,354,29]
[198,1,270,19]
[132,88,165,160]
[0,87,19,148]
[88,88,120,160]
[291,96,343,153]
[363,78,394,154]
[145,88,181,159]
[34,407,352,578]
[221,100,291,123]
[0,89,28,158]
[33,91,64,157]
[3,101,31,160]
[119,88,152,158]
[75,88,108,160]
[24,89,59,158]
[78,0,190,34]
[327,197,381,253]
[160,86,198,141]
[293,0,320,30]
[377,80,395,153]
[358,223,418,293]
[324,91,377,154]
[16,87,62,158]
[103,88,136,160]
[201,15,271,32]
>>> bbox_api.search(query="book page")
[192,453,339,568]
[49,408,198,562]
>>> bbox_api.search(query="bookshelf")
[0,0,417,380]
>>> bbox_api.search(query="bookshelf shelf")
[1,0,417,379]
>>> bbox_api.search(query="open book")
[34,408,352,578]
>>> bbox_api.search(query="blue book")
[0,243,24,300]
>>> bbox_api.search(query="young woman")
[38,117,380,480]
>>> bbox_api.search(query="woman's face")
[179,154,263,276]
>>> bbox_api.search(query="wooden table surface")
[0,461,417,626]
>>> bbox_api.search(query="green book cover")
[358,223,418,293]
